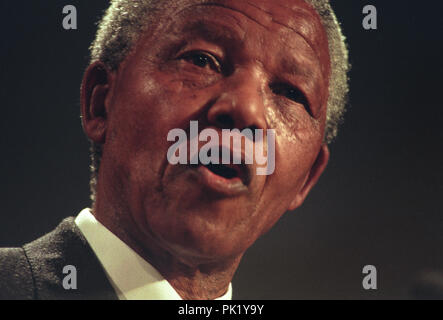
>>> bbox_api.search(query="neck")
[92,200,241,300]
[154,256,239,300]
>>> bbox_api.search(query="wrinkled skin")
[81,0,331,299]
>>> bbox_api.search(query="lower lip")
[192,165,248,196]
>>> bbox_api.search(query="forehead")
[161,0,330,74]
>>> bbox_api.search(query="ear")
[288,144,330,211]
[80,61,114,144]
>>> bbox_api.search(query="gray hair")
[87,0,350,203]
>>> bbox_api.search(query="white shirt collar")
[75,208,232,300]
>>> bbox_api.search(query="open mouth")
[190,162,244,181]
[188,146,250,185]
[191,160,249,196]
[204,163,239,180]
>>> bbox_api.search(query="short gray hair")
[87,0,350,203]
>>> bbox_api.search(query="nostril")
[216,114,235,129]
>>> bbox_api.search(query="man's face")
[92,0,330,264]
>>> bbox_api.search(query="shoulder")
[1,217,117,300]
[21,217,79,299]
[0,218,79,300]
[0,247,34,299]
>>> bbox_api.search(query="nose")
[207,68,267,131]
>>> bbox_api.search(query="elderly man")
[0,0,348,300]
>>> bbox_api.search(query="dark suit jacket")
[0,217,118,300]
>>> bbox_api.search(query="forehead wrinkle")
[233,0,322,57]
[271,18,321,67]
[197,2,271,30]
[244,0,272,15]
[243,0,315,50]
[174,2,243,28]
[180,17,246,44]
[239,0,327,75]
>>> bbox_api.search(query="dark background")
[1,0,442,299]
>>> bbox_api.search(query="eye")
[178,51,222,73]
[270,82,311,116]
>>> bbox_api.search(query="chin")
[169,242,246,266]
[139,188,257,262]
[156,218,250,264]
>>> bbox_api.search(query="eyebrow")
[280,55,317,80]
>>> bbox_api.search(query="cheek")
[248,125,323,237]
[104,66,218,193]
[102,73,179,198]
[121,67,211,125]
[265,100,322,144]
[109,69,188,149]
[263,106,323,200]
